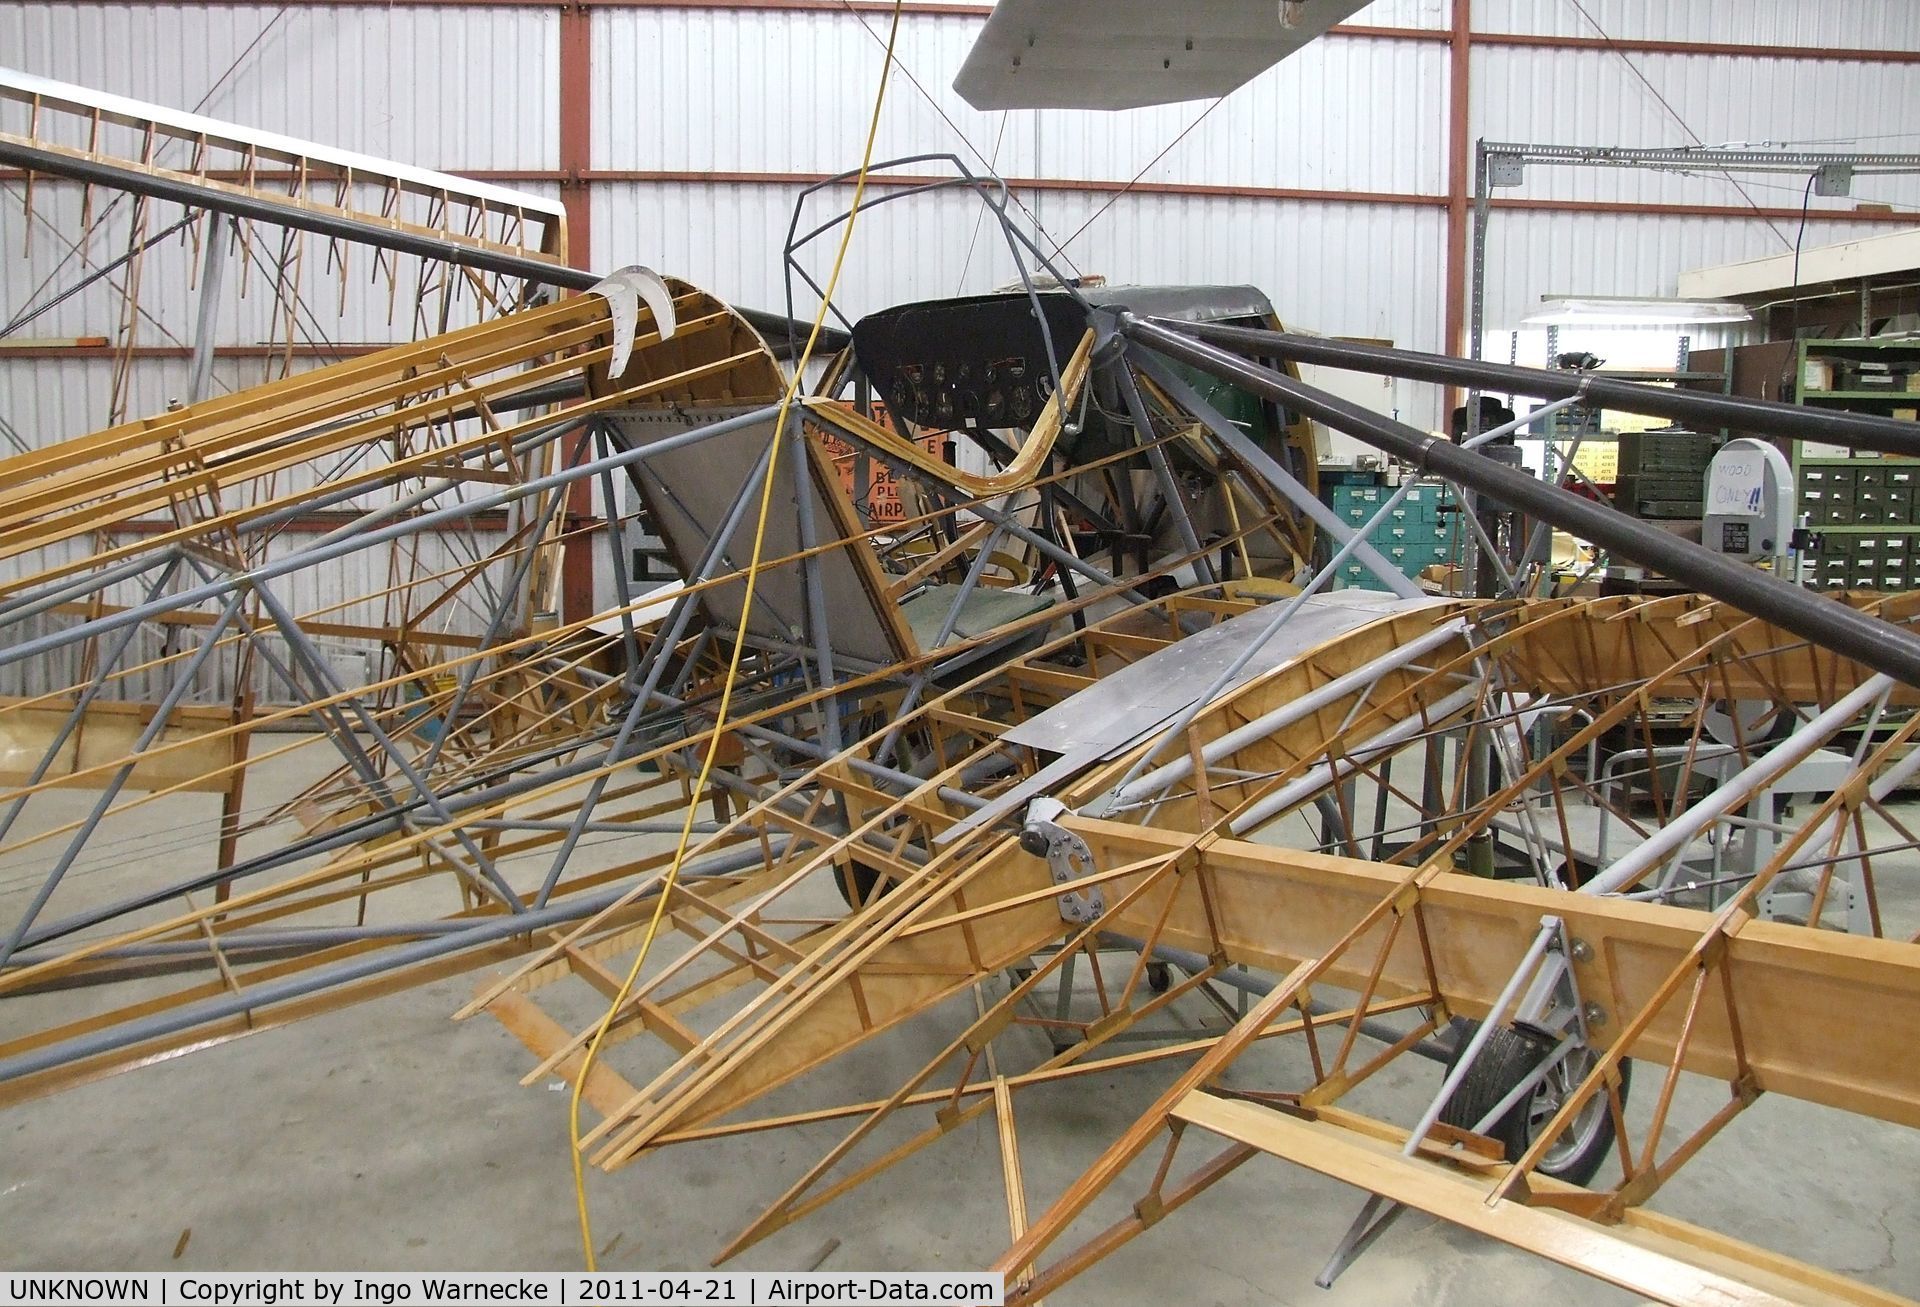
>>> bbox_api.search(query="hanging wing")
[954,0,1374,111]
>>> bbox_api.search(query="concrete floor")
[5,742,1920,1304]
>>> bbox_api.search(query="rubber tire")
[833,857,891,910]
[1437,1018,1630,1188]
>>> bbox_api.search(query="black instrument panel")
[852,293,1091,434]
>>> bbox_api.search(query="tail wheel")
[1437,1018,1630,1187]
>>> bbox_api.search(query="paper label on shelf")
[1706,451,1766,516]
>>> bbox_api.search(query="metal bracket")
[1512,915,1594,1041]
[1488,155,1527,188]
[1816,163,1854,197]
[1020,797,1106,925]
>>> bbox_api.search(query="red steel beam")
[515,173,1917,226]
[1489,196,1916,223]
[9,168,1914,226]
[557,0,599,626]
[1443,0,1471,413]
[1471,30,1920,64]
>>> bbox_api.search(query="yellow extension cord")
[567,1,904,1269]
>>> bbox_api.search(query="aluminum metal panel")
[0,4,558,168]
[592,7,1441,195]
[1472,0,1920,50]
[1478,209,1894,334]
[1471,46,1920,210]
[954,0,1376,111]
[1004,592,1436,755]
[594,180,1448,423]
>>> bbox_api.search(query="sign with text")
[0,1272,1002,1307]
[814,402,951,526]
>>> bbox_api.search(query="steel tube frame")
[249,582,526,912]
[1225,684,1485,835]
[0,837,789,1087]
[787,409,845,755]
[531,423,781,907]
[1166,318,1920,460]
[1102,409,1533,811]
[0,403,788,670]
[1107,621,1467,810]
[185,215,228,405]
[0,556,183,847]
[1112,363,1216,588]
[781,154,1082,399]
[0,594,243,970]
[0,549,182,625]
[1122,347,1422,598]
[11,715,647,951]
[1583,674,1893,896]
[592,423,645,678]
[415,482,569,774]
[1123,315,1920,689]
[872,519,1008,768]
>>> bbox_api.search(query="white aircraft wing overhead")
[954,0,1374,111]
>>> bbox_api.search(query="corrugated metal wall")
[0,4,558,165]
[1474,1,1920,48]
[1467,2,1920,335]
[7,1,1918,439]
[589,4,1451,367]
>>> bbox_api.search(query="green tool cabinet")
[1325,481,1458,591]
[1792,338,1920,593]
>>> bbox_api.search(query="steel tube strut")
[1119,315,1920,690]
[0,838,789,1086]
[1161,318,1920,460]
[0,402,788,670]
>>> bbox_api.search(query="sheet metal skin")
[1003,592,1442,758]
[954,0,1375,110]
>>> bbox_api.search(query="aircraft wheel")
[833,858,891,910]
[1437,1018,1629,1187]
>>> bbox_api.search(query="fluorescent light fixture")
[1521,296,1752,326]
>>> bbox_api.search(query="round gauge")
[889,376,920,422]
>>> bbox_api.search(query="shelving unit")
[1792,338,1920,592]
